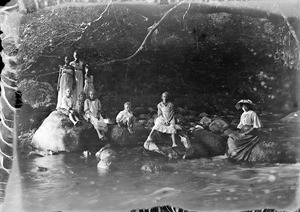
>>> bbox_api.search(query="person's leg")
[127,117,134,133]
[69,113,76,125]
[171,133,177,147]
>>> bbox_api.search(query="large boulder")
[109,123,149,145]
[280,110,300,123]
[189,129,227,157]
[31,111,102,152]
[209,118,229,134]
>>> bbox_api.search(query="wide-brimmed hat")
[235,99,255,110]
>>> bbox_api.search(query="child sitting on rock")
[116,102,135,134]
[75,91,86,119]
[58,88,80,126]
[84,90,108,141]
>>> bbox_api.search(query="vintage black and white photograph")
[0,0,300,211]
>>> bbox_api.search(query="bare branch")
[105,1,186,65]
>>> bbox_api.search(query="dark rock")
[176,107,189,115]
[95,144,118,170]
[146,118,155,128]
[110,123,149,145]
[199,116,212,127]
[209,118,229,134]
[198,112,208,118]
[141,162,162,173]
[134,107,148,116]
[139,114,150,120]
[31,111,101,152]
[37,166,48,172]
[280,110,300,123]
[190,129,226,157]
[138,119,147,125]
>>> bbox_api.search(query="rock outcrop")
[31,111,102,152]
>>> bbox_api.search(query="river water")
[3,121,300,212]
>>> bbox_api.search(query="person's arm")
[116,111,123,123]
[84,99,90,115]
[167,102,175,124]
[157,103,162,116]
[57,66,62,91]
[97,99,102,117]
[237,114,243,130]
[252,111,262,129]
[71,66,76,90]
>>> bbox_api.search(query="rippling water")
[3,122,300,212]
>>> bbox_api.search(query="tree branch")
[105,1,186,65]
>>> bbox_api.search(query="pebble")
[247,188,252,192]
[264,189,270,194]
[216,189,221,192]
[226,197,231,201]
[268,175,276,182]
[277,196,282,199]
[212,173,217,177]
[229,188,235,192]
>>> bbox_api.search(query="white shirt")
[237,110,262,129]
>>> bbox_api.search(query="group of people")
[56,50,136,141]
[55,51,263,156]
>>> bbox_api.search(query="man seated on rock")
[84,90,108,141]
[58,88,80,126]
[116,102,135,134]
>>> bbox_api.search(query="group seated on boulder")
[31,49,296,164]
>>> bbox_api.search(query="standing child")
[70,50,84,103]
[58,88,80,126]
[84,90,108,141]
[116,102,135,133]
[56,56,75,109]
[83,64,94,97]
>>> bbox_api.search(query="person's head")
[65,88,72,97]
[78,91,86,101]
[85,64,91,76]
[73,50,79,60]
[235,99,254,111]
[161,92,169,103]
[64,56,70,65]
[124,102,131,111]
[89,90,96,100]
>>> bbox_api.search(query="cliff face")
[4,2,300,115]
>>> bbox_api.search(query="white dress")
[56,66,74,109]
[70,61,83,103]
[84,98,107,131]
[153,102,176,134]
[84,75,94,97]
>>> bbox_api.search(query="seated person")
[116,102,135,133]
[146,92,178,147]
[84,90,108,141]
[58,88,80,126]
[75,91,86,119]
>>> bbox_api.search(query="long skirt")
[73,70,83,103]
[227,129,261,161]
[86,114,108,132]
[152,116,176,134]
